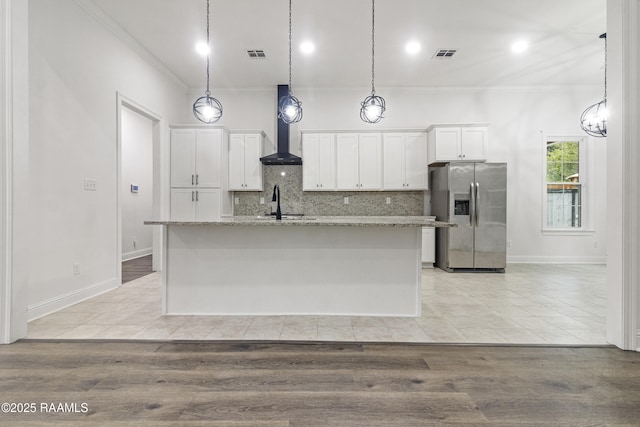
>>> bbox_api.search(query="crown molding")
[72,0,188,92]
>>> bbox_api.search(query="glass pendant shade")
[279,0,302,124]
[580,33,607,138]
[278,93,303,124]
[360,93,386,123]
[580,99,607,137]
[193,94,223,124]
[192,0,222,124]
[360,0,385,124]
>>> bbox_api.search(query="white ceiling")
[90,0,607,89]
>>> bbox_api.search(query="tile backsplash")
[233,165,425,216]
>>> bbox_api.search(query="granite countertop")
[144,216,455,227]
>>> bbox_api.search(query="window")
[543,136,587,230]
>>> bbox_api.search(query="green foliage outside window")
[547,141,579,183]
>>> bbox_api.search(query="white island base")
[161,222,423,317]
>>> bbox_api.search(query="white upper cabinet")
[302,133,336,191]
[228,132,263,191]
[170,129,196,188]
[336,133,382,190]
[427,124,488,164]
[169,126,231,221]
[195,129,223,187]
[383,132,428,190]
[170,128,222,188]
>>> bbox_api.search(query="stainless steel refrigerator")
[430,162,507,272]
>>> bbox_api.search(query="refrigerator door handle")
[470,182,475,227]
[475,182,480,226]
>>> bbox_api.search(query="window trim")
[541,134,592,234]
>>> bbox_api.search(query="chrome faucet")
[272,184,282,220]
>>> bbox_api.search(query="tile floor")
[27,264,607,344]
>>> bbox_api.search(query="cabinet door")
[383,133,406,190]
[421,227,435,265]
[404,132,428,189]
[302,134,320,190]
[317,134,336,190]
[434,127,461,161]
[195,189,221,221]
[170,130,196,187]
[358,133,382,190]
[170,188,195,221]
[336,133,359,190]
[228,134,245,190]
[195,129,222,187]
[243,133,263,191]
[460,127,487,161]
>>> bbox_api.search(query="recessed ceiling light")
[300,41,315,54]
[511,40,529,54]
[195,42,210,56]
[405,41,421,55]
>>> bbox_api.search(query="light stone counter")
[145,215,453,228]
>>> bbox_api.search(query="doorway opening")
[116,93,165,284]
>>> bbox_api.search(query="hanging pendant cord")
[603,33,607,100]
[205,0,211,96]
[288,0,293,93]
[371,0,376,95]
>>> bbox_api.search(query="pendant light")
[193,0,223,124]
[580,33,607,138]
[360,0,386,123]
[277,0,303,124]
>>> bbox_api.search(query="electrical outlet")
[83,179,97,191]
[132,237,137,249]
[235,197,239,205]
[386,197,391,205]
[594,240,599,248]
[73,263,80,275]
[344,197,349,205]
[507,240,512,248]
[259,197,265,205]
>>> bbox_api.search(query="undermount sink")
[255,214,314,220]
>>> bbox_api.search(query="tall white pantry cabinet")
[169,126,232,221]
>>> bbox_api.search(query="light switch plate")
[84,179,97,191]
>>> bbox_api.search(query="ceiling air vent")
[247,49,266,59]
[433,49,457,59]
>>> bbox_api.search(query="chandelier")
[193,0,223,124]
[580,33,607,138]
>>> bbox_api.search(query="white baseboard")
[122,247,152,262]
[507,255,607,264]
[27,277,119,322]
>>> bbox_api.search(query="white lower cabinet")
[170,188,221,221]
[422,227,435,267]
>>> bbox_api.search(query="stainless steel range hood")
[260,85,302,165]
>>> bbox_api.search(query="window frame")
[541,134,594,235]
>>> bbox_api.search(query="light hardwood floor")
[0,341,637,426]
[27,264,607,344]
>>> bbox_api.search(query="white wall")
[188,85,608,263]
[121,107,153,261]
[1,0,29,343]
[27,0,188,320]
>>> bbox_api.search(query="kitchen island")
[145,216,451,317]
